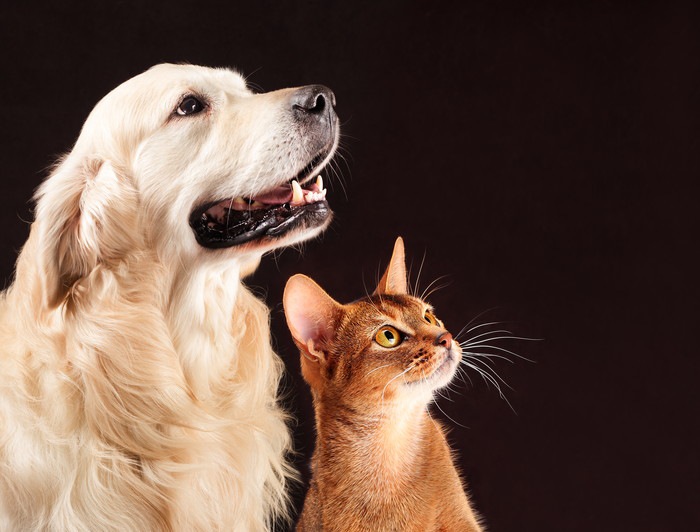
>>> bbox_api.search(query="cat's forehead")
[359,294,429,317]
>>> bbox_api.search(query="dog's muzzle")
[189,85,338,250]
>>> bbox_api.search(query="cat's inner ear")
[283,274,341,361]
[374,236,408,295]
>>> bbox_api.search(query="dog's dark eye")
[176,96,205,116]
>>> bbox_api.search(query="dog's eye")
[176,96,205,116]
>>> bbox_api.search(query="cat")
[284,237,484,531]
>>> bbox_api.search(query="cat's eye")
[375,326,403,348]
[176,96,205,116]
[424,311,439,326]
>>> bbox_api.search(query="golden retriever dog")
[0,63,338,531]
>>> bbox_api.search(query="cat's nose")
[435,332,452,348]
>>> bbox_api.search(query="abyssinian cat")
[284,237,484,531]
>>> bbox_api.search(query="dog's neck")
[166,260,244,401]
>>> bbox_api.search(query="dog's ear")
[33,157,138,308]
[283,274,342,389]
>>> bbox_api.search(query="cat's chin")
[408,348,461,393]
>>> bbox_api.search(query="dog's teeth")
[291,180,304,204]
[316,175,324,192]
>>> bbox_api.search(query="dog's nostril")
[291,85,335,116]
[310,93,326,113]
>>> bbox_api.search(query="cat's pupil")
[385,331,395,341]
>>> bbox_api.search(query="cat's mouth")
[413,348,460,389]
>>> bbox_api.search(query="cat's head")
[283,237,461,406]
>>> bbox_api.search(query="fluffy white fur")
[0,64,337,531]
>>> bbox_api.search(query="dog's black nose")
[291,85,336,117]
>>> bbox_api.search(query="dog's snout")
[291,85,336,117]
[290,85,337,149]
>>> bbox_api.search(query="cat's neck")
[314,392,438,480]
[308,392,479,531]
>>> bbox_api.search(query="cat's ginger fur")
[284,238,483,531]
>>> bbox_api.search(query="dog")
[0,63,338,531]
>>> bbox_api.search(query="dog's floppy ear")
[33,156,138,308]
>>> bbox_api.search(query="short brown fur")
[284,238,483,531]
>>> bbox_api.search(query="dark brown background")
[1,1,698,530]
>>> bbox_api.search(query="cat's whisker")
[422,282,451,302]
[412,250,428,298]
[461,351,516,364]
[457,308,501,339]
[463,334,541,345]
[419,275,450,301]
[364,363,394,378]
[462,355,513,390]
[460,358,517,413]
[380,366,415,409]
[442,378,464,403]
[460,343,536,363]
[432,390,470,429]
[454,321,506,342]
[456,365,474,388]
[360,278,385,316]
[460,329,515,344]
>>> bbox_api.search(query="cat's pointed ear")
[374,236,408,295]
[284,274,342,387]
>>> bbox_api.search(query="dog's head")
[32,64,339,307]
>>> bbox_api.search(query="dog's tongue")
[251,184,292,205]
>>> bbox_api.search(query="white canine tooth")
[291,179,304,204]
[316,175,324,192]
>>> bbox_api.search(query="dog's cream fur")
[0,64,337,531]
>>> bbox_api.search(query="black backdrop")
[1,2,698,531]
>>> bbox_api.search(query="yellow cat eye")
[424,311,439,326]
[375,326,403,348]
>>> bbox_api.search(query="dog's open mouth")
[189,170,331,249]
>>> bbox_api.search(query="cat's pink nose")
[435,332,452,348]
